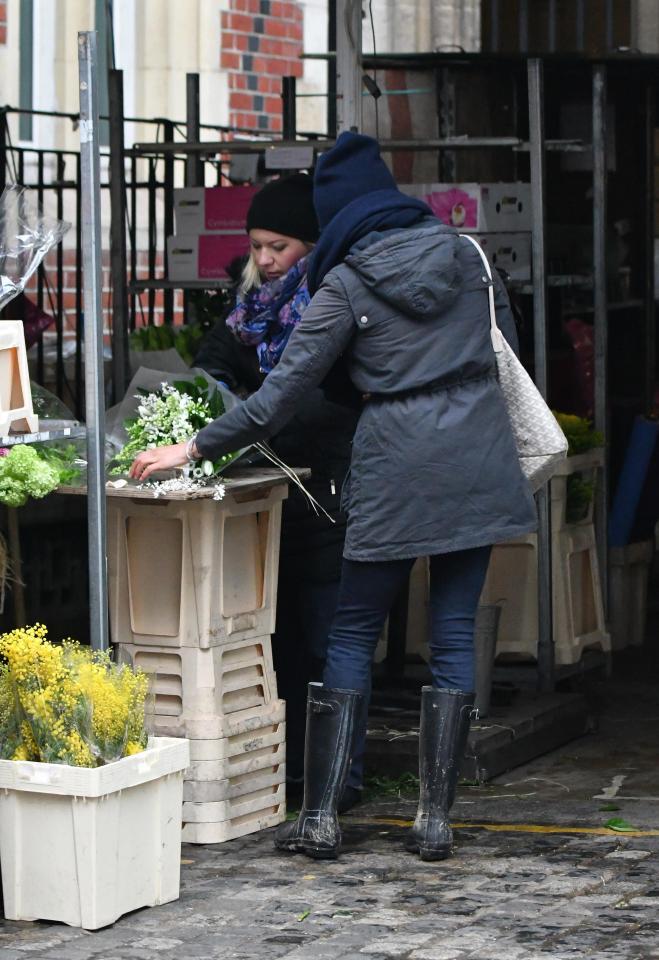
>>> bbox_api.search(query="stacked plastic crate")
[109,477,288,843]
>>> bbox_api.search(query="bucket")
[474,604,502,717]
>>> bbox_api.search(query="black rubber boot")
[406,686,475,862]
[274,682,362,860]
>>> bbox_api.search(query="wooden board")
[58,467,309,502]
[365,691,589,784]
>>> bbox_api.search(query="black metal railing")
[0,105,273,412]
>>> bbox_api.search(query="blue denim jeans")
[322,546,492,790]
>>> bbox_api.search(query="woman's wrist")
[185,436,201,461]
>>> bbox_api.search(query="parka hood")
[344,221,462,320]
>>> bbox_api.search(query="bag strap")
[459,233,504,353]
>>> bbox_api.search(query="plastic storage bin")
[107,482,286,648]
[481,451,610,666]
[0,737,190,929]
[609,540,654,650]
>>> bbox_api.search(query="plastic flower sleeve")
[0,185,71,312]
[104,365,252,475]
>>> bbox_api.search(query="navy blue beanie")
[313,132,398,230]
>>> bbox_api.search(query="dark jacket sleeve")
[492,269,521,357]
[194,315,263,394]
[195,276,356,460]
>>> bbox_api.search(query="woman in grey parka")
[131,132,538,862]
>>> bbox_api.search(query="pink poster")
[204,186,259,231]
[198,234,250,279]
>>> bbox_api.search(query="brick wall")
[0,1,7,44]
[23,248,184,338]
[220,0,304,133]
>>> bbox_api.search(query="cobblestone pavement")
[2,804,659,960]
[2,675,659,960]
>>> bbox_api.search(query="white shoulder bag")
[461,233,568,492]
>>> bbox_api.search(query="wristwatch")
[185,436,201,461]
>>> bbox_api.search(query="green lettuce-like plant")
[0,444,81,508]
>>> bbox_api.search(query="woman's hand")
[129,442,190,482]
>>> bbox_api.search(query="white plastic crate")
[0,320,38,434]
[187,738,285,782]
[481,453,610,666]
[609,540,654,650]
[189,721,284,761]
[107,483,285,648]
[181,782,286,844]
[115,637,278,735]
[184,763,285,804]
[146,695,285,742]
[182,776,285,820]
[0,737,189,929]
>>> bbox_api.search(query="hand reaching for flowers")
[129,441,190,482]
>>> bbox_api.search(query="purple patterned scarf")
[226,256,310,373]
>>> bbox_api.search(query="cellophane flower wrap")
[108,375,240,478]
[0,624,149,766]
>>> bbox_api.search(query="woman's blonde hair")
[239,241,314,295]
[239,254,262,294]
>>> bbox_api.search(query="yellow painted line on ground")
[356,817,659,838]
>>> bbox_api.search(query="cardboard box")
[476,232,532,281]
[401,182,532,232]
[174,186,259,233]
[167,233,250,282]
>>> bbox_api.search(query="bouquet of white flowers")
[109,376,241,484]
[107,367,334,514]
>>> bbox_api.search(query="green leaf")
[605,817,637,833]
[297,910,310,922]
[599,803,621,812]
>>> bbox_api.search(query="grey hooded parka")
[196,220,538,561]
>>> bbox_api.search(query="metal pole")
[0,111,6,194]
[605,0,614,51]
[644,80,656,415]
[528,58,554,693]
[335,0,362,132]
[282,76,297,140]
[162,119,175,324]
[490,0,499,52]
[185,74,202,326]
[108,68,130,402]
[593,63,608,611]
[185,73,203,187]
[576,0,585,52]
[78,31,109,652]
[327,0,337,136]
[518,0,529,53]
[548,0,557,52]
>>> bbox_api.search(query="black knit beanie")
[246,173,319,242]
